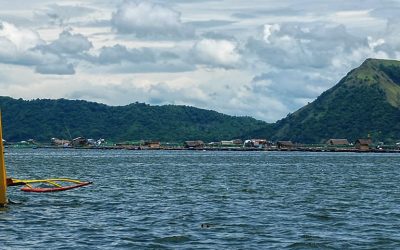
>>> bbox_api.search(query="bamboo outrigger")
[0,111,91,207]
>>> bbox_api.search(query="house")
[208,142,221,147]
[71,137,88,147]
[326,139,350,146]
[231,139,243,145]
[277,141,294,150]
[184,140,204,149]
[244,139,268,148]
[144,141,161,149]
[221,140,234,146]
[252,139,267,148]
[87,139,96,146]
[220,139,242,146]
[27,139,36,144]
[51,138,71,147]
[355,139,372,151]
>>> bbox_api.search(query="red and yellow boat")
[0,111,91,206]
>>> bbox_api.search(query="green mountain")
[248,58,400,143]
[1,58,400,144]
[0,97,266,142]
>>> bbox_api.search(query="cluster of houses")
[182,138,369,150]
[182,138,376,151]
[327,138,373,151]
[21,136,390,152]
[51,137,105,147]
[185,139,295,150]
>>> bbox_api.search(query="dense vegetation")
[0,97,267,142]
[246,58,400,143]
[1,58,400,144]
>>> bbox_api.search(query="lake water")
[1,149,400,249]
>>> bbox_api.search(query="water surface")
[1,149,400,249]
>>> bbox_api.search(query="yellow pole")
[0,110,8,206]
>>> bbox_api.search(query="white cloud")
[383,19,400,51]
[1,0,400,123]
[191,39,241,68]
[111,1,194,39]
[262,24,280,44]
[43,4,96,25]
[0,21,91,75]
[243,20,400,117]
[86,44,195,73]
[35,63,75,75]
[251,69,334,111]
[0,38,19,62]
[0,21,51,66]
[248,22,369,69]
[0,21,43,51]
[41,30,93,54]
[97,45,155,64]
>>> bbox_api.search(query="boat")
[0,110,91,206]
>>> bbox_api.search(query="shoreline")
[5,145,400,153]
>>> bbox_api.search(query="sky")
[0,0,399,122]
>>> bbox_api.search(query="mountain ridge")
[247,58,400,143]
[0,96,267,142]
[1,58,400,143]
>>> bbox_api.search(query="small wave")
[287,241,333,249]
[155,235,191,244]
[305,211,333,221]
[241,188,257,193]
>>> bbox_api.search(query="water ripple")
[2,149,400,249]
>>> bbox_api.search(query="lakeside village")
[4,137,400,153]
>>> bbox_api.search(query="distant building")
[27,139,36,144]
[231,139,243,145]
[244,139,268,148]
[326,139,350,146]
[220,141,233,146]
[220,139,243,146]
[86,139,105,146]
[355,139,372,151]
[71,137,88,147]
[277,141,294,150]
[144,141,161,149]
[184,140,204,149]
[51,138,71,147]
[87,139,96,146]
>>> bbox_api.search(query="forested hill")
[2,58,400,144]
[0,97,267,142]
[246,58,400,143]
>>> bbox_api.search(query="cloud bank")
[111,1,194,39]
[1,0,400,122]
[191,39,241,69]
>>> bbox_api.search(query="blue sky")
[0,0,399,121]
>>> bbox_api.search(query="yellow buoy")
[0,110,7,206]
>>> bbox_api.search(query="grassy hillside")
[0,97,267,142]
[248,58,400,143]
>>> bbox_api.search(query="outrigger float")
[0,111,91,207]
